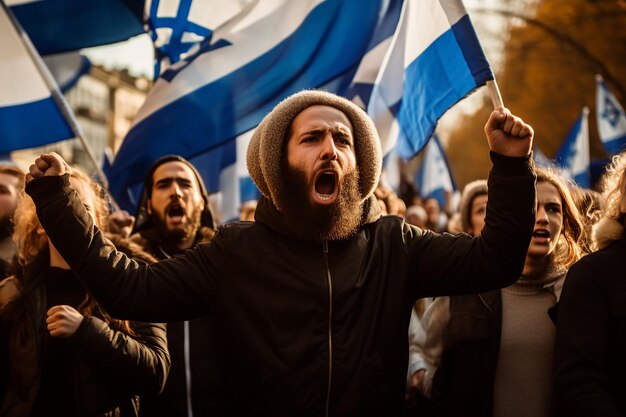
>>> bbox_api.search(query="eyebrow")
[300,129,325,137]
[154,177,193,186]
[299,127,353,140]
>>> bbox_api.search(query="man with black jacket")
[25,90,536,417]
[129,155,219,417]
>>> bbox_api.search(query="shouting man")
[25,90,536,417]
[129,156,218,417]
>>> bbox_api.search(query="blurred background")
[3,0,626,220]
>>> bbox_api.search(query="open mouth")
[167,204,185,223]
[532,229,550,241]
[313,171,338,202]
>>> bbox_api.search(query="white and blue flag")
[415,135,457,208]
[0,3,73,154]
[596,74,626,156]
[145,0,259,78]
[109,0,403,212]
[368,0,494,157]
[555,107,591,188]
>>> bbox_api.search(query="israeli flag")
[368,0,494,158]
[0,3,73,154]
[415,135,457,208]
[555,107,590,188]
[596,74,626,156]
[109,0,402,212]
[146,0,258,77]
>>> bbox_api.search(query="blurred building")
[11,65,151,177]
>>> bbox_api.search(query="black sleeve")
[73,316,170,395]
[27,175,221,322]
[553,259,623,417]
[410,152,536,297]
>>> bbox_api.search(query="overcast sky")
[82,34,154,79]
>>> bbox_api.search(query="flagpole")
[1,0,120,210]
[486,79,504,109]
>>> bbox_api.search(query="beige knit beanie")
[247,90,382,209]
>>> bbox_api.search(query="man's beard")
[0,215,13,240]
[149,204,202,246]
[277,161,363,242]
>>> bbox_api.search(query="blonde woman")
[424,168,584,417]
[554,151,626,417]
[0,168,170,417]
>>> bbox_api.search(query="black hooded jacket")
[128,154,219,417]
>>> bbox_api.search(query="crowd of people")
[0,89,624,416]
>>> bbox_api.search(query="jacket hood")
[247,90,383,212]
[131,155,216,234]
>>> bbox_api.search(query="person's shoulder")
[567,243,624,288]
[575,240,624,268]
[210,220,266,244]
[370,214,405,227]
[366,214,430,241]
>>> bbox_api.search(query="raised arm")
[408,108,536,297]
[25,153,220,322]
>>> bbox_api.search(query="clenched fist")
[47,305,84,337]
[484,107,534,158]
[26,152,72,184]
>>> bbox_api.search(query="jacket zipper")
[184,321,194,417]
[323,241,333,417]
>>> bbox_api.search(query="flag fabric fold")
[0,3,73,153]
[555,107,591,188]
[368,0,494,158]
[596,74,626,156]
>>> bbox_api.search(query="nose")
[170,182,183,199]
[535,204,548,224]
[320,134,338,161]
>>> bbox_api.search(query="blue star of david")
[602,97,622,128]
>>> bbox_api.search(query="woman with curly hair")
[421,167,584,417]
[0,167,170,417]
[554,151,626,417]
